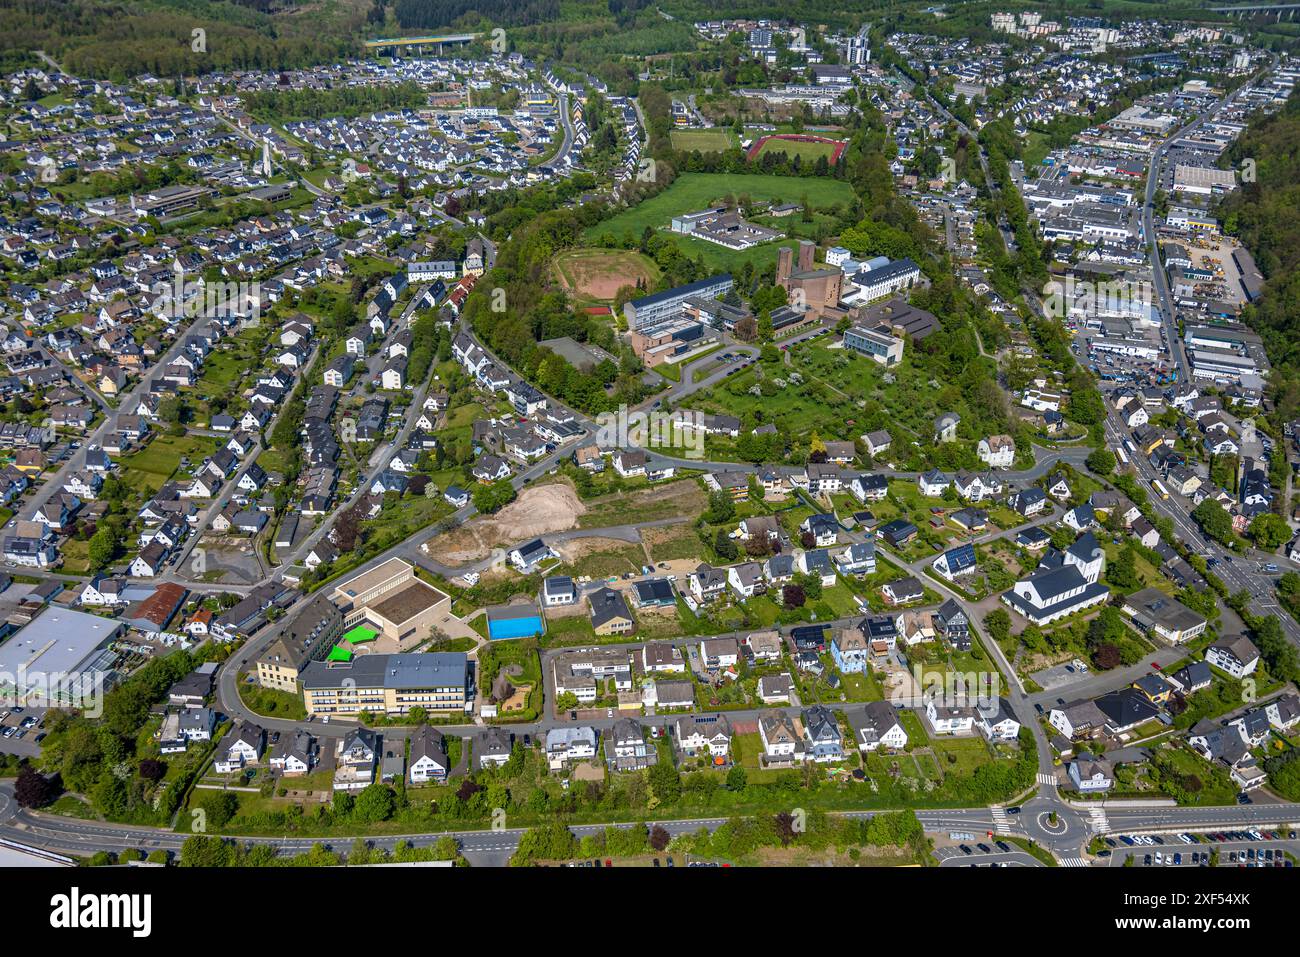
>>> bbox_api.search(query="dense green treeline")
[242,82,429,122]
[0,0,361,79]
[1225,91,1300,421]
[393,0,558,30]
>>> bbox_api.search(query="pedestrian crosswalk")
[1060,857,1089,868]
[1088,807,1110,834]
[990,805,1012,834]
[1037,772,1058,787]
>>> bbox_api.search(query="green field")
[753,136,842,163]
[116,434,222,492]
[671,128,737,152]
[586,172,856,271]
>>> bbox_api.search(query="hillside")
[1223,90,1300,412]
[0,0,368,77]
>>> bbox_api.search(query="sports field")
[748,133,846,164]
[552,247,660,301]
[585,172,855,270]
[670,128,736,152]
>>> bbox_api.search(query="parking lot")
[1103,828,1298,868]
[1029,658,1093,693]
[0,705,49,758]
[1073,318,1176,390]
[933,833,1033,866]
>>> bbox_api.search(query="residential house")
[801,705,844,762]
[1205,635,1260,679]
[855,701,908,752]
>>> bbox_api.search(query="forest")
[1224,90,1300,422]
[393,0,558,30]
[0,0,361,78]
[242,82,429,121]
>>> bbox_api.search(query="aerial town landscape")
[0,0,1298,912]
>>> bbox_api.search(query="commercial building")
[121,582,187,633]
[1167,206,1219,232]
[1109,105,1176,135]
[0,607,125,705]
[1188,346,1257,383]
[1172,164,1237,196]
[299,652,470,717]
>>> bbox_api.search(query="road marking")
[1059,856,1088,867]
[991,805,1012,834]
[1089,806,1110,834]
[1037,772,1058,787]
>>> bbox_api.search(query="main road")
[1140,60,1273,383]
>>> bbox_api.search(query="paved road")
[167,343,322,581]
[1140,65,1271,383]
[19,313,207,524]
[1105,409,1300,648]
[5,763,1295,864]
[638,440,1091,480]
[936,846,1043,867]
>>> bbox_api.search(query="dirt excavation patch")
[643,524,706,564]
[553,247,659,301]
[435,483,587,563]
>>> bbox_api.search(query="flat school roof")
[333,557,415,601]
[367,579,448,626]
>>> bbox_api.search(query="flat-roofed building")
[623,274,733,331]
[330,558,448,646]
[0,607,125,706]
[843,324,904,365]
[299,652,470,717]
[331,557,421,608]
[1173,164,1237,196]
[1189,346,1256,383]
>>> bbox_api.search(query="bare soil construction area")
[436,483,587,563]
